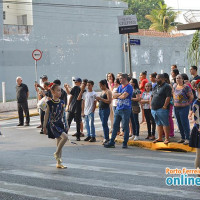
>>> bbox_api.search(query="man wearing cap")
[67,78,83,141]
[16,76,30,126]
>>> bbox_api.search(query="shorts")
[151,108,169,127]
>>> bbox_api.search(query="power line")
[1,1,127,10]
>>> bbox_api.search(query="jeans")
[17,102,30,124]
[99,107,110,140]
[84,112,95,138]
[110,109,131,146]
[130,111,140,136]
[174,106,190,140]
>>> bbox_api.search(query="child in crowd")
[43,84,68,169]
[141,83,156,140]
[82,80,97,142]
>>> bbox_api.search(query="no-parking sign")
[32,49,42,61]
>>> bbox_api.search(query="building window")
[3,11,6,20]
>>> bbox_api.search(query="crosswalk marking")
[0,181,117,200]
[126,156,194,164]
[1,169,200,199]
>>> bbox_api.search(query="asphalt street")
[0,115,199,200]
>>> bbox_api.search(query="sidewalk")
[115,122,196,153]
[0,109,196,153]
[0,108,39,121]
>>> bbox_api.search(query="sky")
[165,0,200,34]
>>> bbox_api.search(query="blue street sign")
[130,39,140,45]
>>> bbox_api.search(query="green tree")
[123,0,164,29]
[187,30,200,67]
[145,1,178,32]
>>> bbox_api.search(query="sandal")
[153,139,163,143]
[164,140,170,144]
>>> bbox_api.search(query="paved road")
[0,115,199,200]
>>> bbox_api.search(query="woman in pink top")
[107,73,115,91]
[139,71,149,123]
[107,73,115,132]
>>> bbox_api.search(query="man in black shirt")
[190,66,200,82]
[16,76,30,126]
[151,74,172,144]
[67,78,83,141]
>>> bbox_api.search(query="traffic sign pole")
[35,60,38,82]
[127,33,133,77]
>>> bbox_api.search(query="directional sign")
[117,15,138,34]
[130,39,140,45]
[32,49,42,61]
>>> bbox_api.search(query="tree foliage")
[145,1,178,32]
[123,0,165,29]
[187,30,200,67]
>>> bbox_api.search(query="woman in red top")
[139,71,149,123]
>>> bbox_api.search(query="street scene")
[1,0,200,199]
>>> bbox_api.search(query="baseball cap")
[73,78,82,82]
[40,75,48,79]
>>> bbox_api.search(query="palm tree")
[187,30,200,67]
[145,1,178,33]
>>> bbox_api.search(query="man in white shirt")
[82,80,97,142]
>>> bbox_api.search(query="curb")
[0,113,39,121]
[116,138,196,152]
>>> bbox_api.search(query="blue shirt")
[117,84,133,110]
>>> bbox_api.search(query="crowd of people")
[15,65,200,169]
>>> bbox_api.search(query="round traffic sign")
[32,49,42,61]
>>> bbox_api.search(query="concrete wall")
[123,34,194,79]
[0,0,127,101]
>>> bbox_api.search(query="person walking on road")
[104,74,133,148]
[43,84,68,169]
[16,76,30,126]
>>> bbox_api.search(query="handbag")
[37,96,48,111]
[132,105,141,114]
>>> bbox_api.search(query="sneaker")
[133,136,139,141]
[89,137,96,142]
[84,136,91,141]
[17,123,24,126]
[76,138,80,141]
[129,136,134,140]
[104,142,115,148]
[183,140,189,145]
[177,139,185,143]
[102,139,110,145]
[40,130,44,134]
[25,123,30,126]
